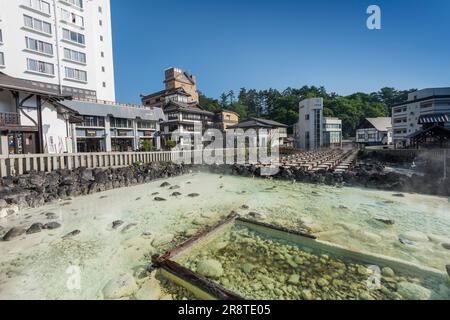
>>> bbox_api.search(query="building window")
[420,102,433,108]
[183,125,195,132]
[24,0,51,15]
[102,82,106,87]
[27,58,54,75]
[0,52,4,66]
[62,0,83,9]
[182,113,201,121]
[62,28,85,45]
[63,48,86,63]
[393,107,407,113]
[101,66,105,72]
[61,9,84,27]
[65,67,87,81]
[305,114,310,120]
[0,29,3,43]
[137,120,156,130]
[25,37,53,55]
[110,118,133,129]
[100,51,104,57]
[98,6,103,13]
[81,116,104,127]
[100,35,103,41]
[168,112,178,120]
[24,15,52,35]
[99,20,103,26]
[394,118,407,124]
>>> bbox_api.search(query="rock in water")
[160,182,170,188]
[288,274,300,285]
[375,217,395,225]
[396,282,432,300]
[196,259,224,279]
[392,193,405,198]
[169,185,180,190]
[102,274,138,300]
[44,222,61,230]
[241,263,256,274]
[151,233,174,247]
[63,230,81,239]
[382,267,395,277]
[400,231,429,242]
[446,265,450,277]
[188,193,200,198]
[134,277,162,300]
[442,243,450,250]
[112,220,124,229]
[154,197,166,202]
[45,212,58,220]
[301,289,313,300]
[2,227,26,241]
[398,238,417,248]
[171,192,182,197]
[121,223,137,233]
[26,223,44,235]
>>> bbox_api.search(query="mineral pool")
[0,172,449,300]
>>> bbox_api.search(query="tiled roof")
[0,72,69,99]
[229,117,288,129]
[60,99,166,121]
[365,117,392,132]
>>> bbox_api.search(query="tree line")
[199,86,416,138]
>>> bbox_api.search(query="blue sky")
[111,0,450,103]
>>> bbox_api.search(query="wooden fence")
[0,147,273,177]
[0,151,175,178]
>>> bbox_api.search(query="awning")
[418,113,450,124]
[407,124,450,139]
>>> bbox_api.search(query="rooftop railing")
[73,97,149,110]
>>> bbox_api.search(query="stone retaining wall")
[205,164,450,198]
[1,161,449,216]
[0,162,191,217]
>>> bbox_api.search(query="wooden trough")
[152,214,448,300]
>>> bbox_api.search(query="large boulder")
[102,274,138,300]
[26,223,44,235]
[2,227,26,241]
[134,276,162,300]
[196,259,224,279]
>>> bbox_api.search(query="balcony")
[0,112,20,127]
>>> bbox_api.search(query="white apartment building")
[294,98,342,150]
[0,0,115,101]
[391,88,450,147]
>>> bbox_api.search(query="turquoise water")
[0,172,449,300]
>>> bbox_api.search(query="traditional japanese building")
[0,71,79,155]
